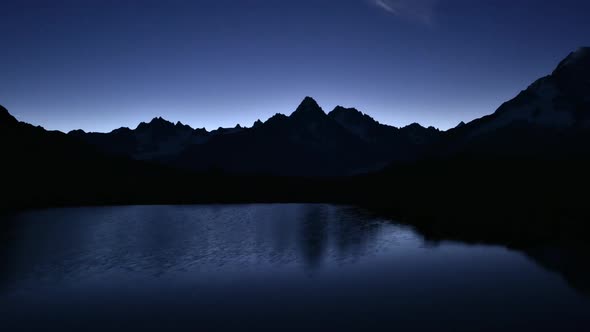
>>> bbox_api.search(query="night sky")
[1,0,589,132]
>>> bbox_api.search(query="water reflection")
[0,205,394,287]
[524,246,590,296]
[0,204,588,293]
[0,204,588,331]
[299,205,328,268]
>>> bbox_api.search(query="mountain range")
[68,96,440,176]
[1,47,590,213]
[59,47,590,176]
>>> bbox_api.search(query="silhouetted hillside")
[359,48,590,244]
[435,47,590,159]
[0,111,188,210]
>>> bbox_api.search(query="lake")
[0,204,588,331]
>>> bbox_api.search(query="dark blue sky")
[1,0,589,132]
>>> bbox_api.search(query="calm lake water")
[0,204,588,331]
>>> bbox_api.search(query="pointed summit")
[402,123,426,130]
[252,119,263,128]
[175,121,193,131]
[290,96,326,119]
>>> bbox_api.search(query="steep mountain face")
[438,47,590,159]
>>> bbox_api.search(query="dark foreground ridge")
[2,47,590,247]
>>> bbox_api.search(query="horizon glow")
[1,0,589,133]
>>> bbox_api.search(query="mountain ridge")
[429,46,590,160]
[4,47,590,175]
[62,96,441,175]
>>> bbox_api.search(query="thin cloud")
[371,0,439,25]
[375,0,398,14]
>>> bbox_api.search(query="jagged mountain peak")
[253,119,263,128]
[299,96,320,107]
[331,105,360,113]
[290,96,326,119]
[150,116,172,124]
[175,121,194,131]
[330,105,361,116]
[135,116,176,130]
[266,113,289,122]
[329,106,379,124]
[402,122,426,130]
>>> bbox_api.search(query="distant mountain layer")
[3,47,590,178]
[68,96,440,176]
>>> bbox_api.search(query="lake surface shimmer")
[0,204,588,331]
